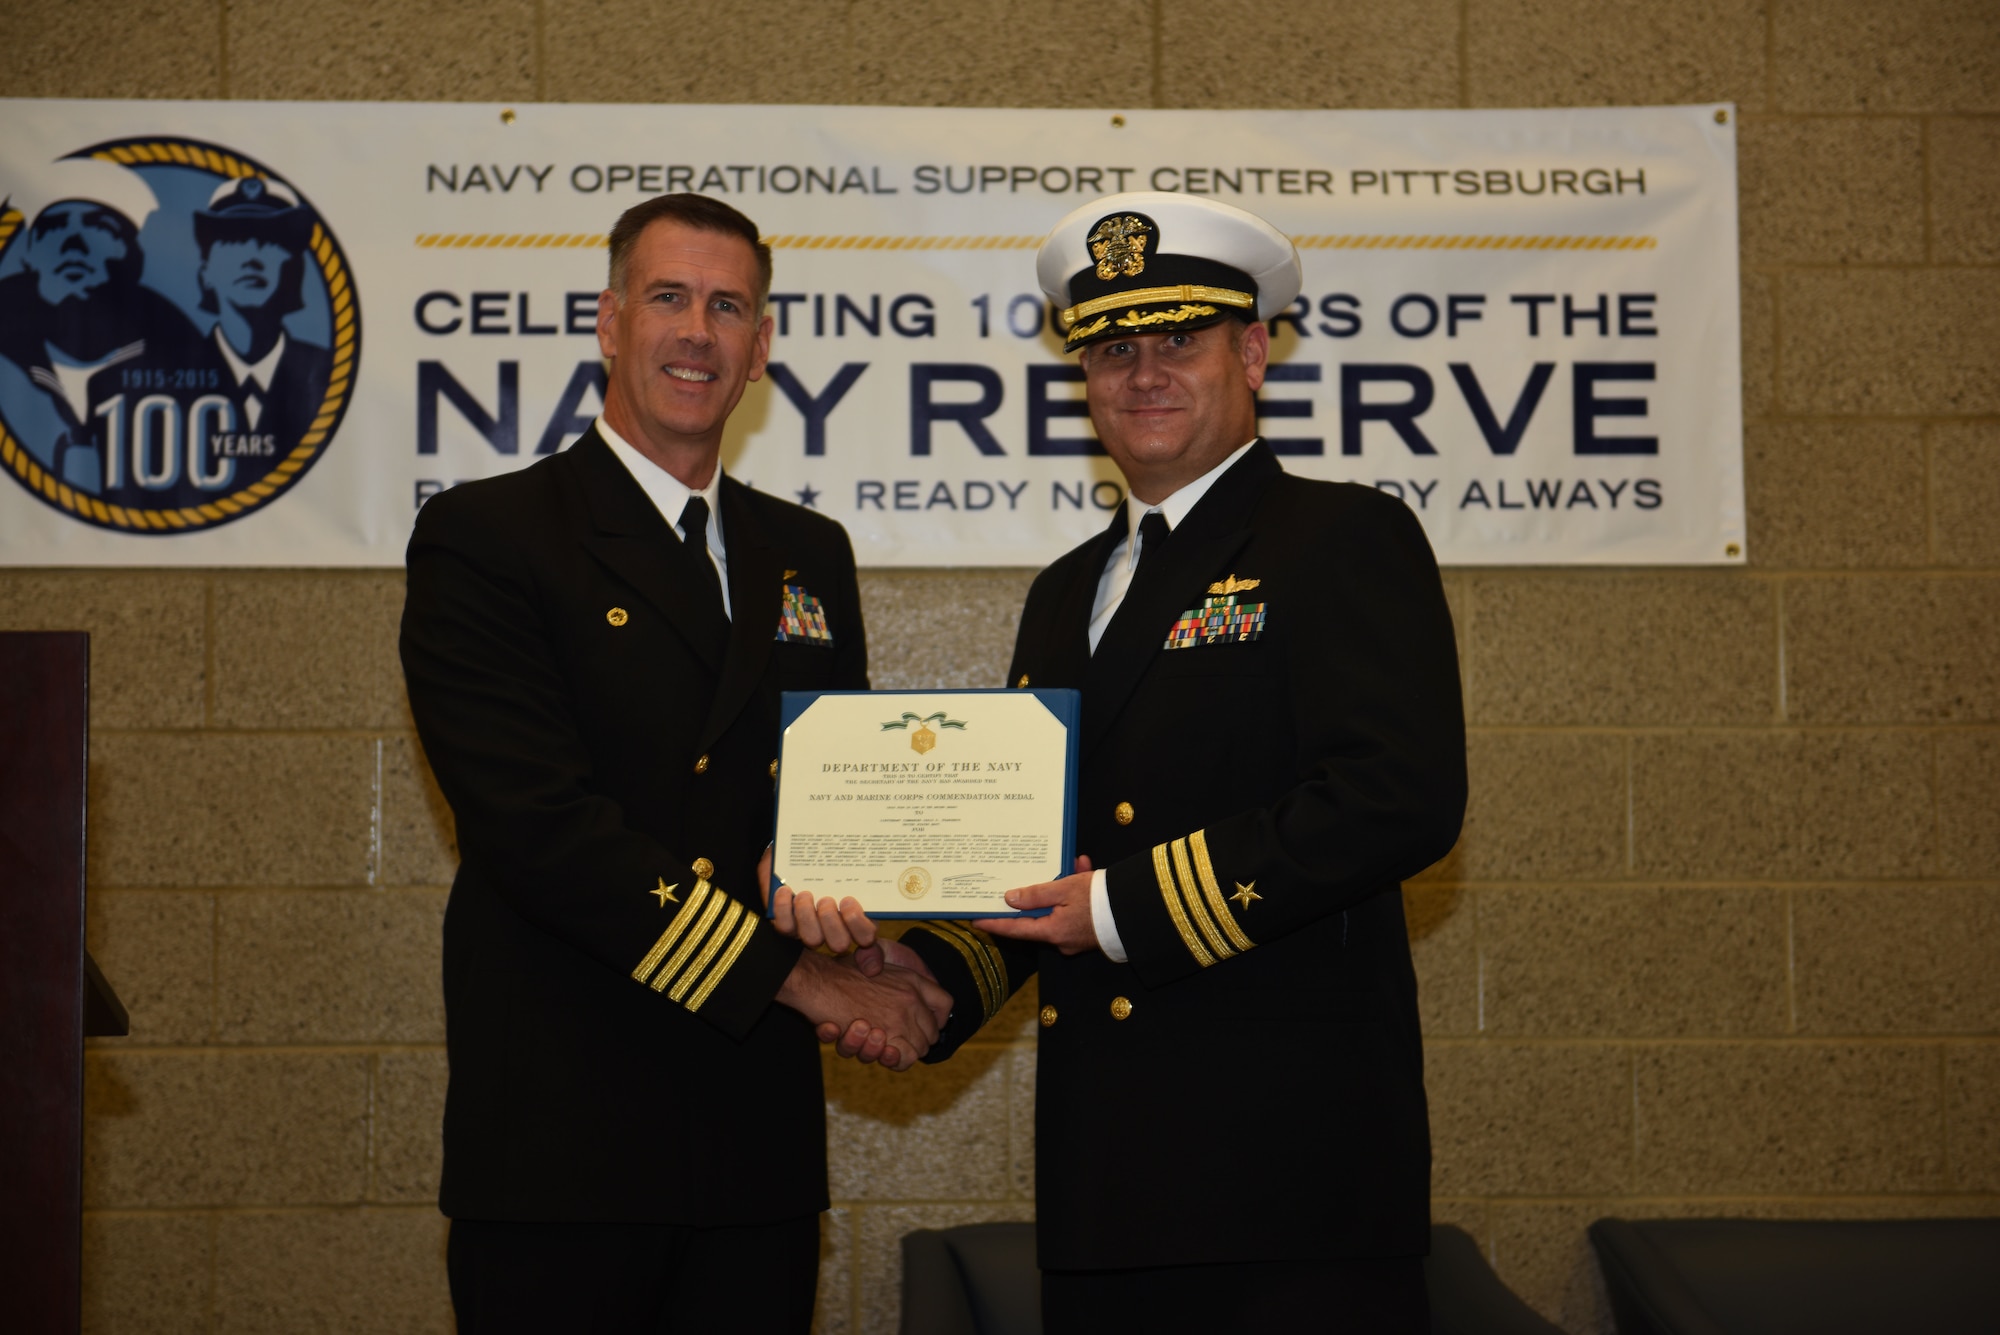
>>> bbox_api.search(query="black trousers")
[447,1214,821,1335]
[1042,1256,1428,1335]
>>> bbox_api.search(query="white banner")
[0,100,1741,567]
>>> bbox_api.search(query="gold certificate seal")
[897,867,933,900]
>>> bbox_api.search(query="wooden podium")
[1,633,127,1334]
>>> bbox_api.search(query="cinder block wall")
[5,2,1997,1331]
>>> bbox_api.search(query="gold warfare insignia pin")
[1208,574,1260,596]
[1088,213,1152,280]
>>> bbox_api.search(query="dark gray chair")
[898,1221,1560,1335]
[1589,1216,2000,1335]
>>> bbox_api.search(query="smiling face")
[25,201,135,306]
[1079,319,1268,504]
[200,238,293,313]
[596,219,773,486]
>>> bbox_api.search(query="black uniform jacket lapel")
[699,476,785,750]
[1079,443,1281,761]
[569,427,727,674]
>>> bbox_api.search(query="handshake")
[760,847,1102,1073]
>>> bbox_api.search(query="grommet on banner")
[1714,108,1729,125]
[1111,115,1126,128]
[500,108,517,125]
[1726,543,1741,558]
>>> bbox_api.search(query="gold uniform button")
[1039,1004,1058,1028]
[1113,801,1134,826]
[1110,996,1133,1021]
[1017,673,1030,688]
[769,759,779,778]
[606,607,629,626]
[694,754,710,774]
[692,857,715,880]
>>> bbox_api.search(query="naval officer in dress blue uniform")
[777,193,1467,1333]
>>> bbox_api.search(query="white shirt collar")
[1119,437,1258,570]
[595,414,726,559]
[213,327,286,390]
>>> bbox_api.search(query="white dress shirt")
[597,415,731,618]
[1087,439,1258,961]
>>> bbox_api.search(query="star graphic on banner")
[1230,881,1261,910]
[652,879,679,906]
[795,484,821,509]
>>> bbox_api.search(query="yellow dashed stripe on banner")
[1292,234,1657,250]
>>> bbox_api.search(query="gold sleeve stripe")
[1171,838,1236,961]
[923,921,1004,1019]
[650,890,728,993]
[1188,829,1256,952]
[632,882,713,984]
[686,909,760,1013]
[1152,842,1216,968]
[673,898,746,1003]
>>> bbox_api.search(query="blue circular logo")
[0,136,359,533]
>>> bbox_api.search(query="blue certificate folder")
[771,687,1079,919]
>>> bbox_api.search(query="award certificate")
[772,689,1080,918]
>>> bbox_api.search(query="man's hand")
[973,855,1099,955]
[767,882,879,956]
[775,949,951,1072]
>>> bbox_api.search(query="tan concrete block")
[1774,0,2000,112]
[1428,732,1628,881]
[1796,886,2000,1035]
[1631,731,1933,878]
[1634,1043,1945,1192]
[1406,885,1479,1037]
[0,573,206,728]
[1482,886,1788,1037]
[212,572,408,728]
[373,1049,447,1204]
[545,0,858,104]
[825,1043,1012,1201]
[1744,420,1928,569]
[378,736,459,888]
[214,1208,451,1335]
[855,1203,1034,1335]
[1931,118,2000,263]
[1785,576,2000,723]
[0,0,220,97]
[1426,1041,1632,1195]
[216,891,444,1043]
[1946,1043,2000,1190]
[1937,732,2000,879]
[1466,574,1775,725]
[1008,1045,1035,1199]
[1489,1200,1612,1333]
[1933,421,2000,568]
[1779,269,2000,415]
[81,1211,211,1335]
[84,1051,369,1207]
[1738,116,1924,265]
[86,891,213,1048]
[88,733,375,887]
[1466,0,1765,108]
[1742,267,1775,420]
[852,0,1153,108]
[1163,0,1459,109]
[227,0,534,101]
[814,1206,855,1335]
[859,570,1035,690]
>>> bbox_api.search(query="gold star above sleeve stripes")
[918,920,1008,1021]
[1151,829,1257,968]
[630,863,762,1012]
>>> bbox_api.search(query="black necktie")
[678,495,729,645]
[1130,509,1171,593]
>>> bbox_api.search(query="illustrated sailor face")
[200,238,291,312]
[24,201,136,306]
